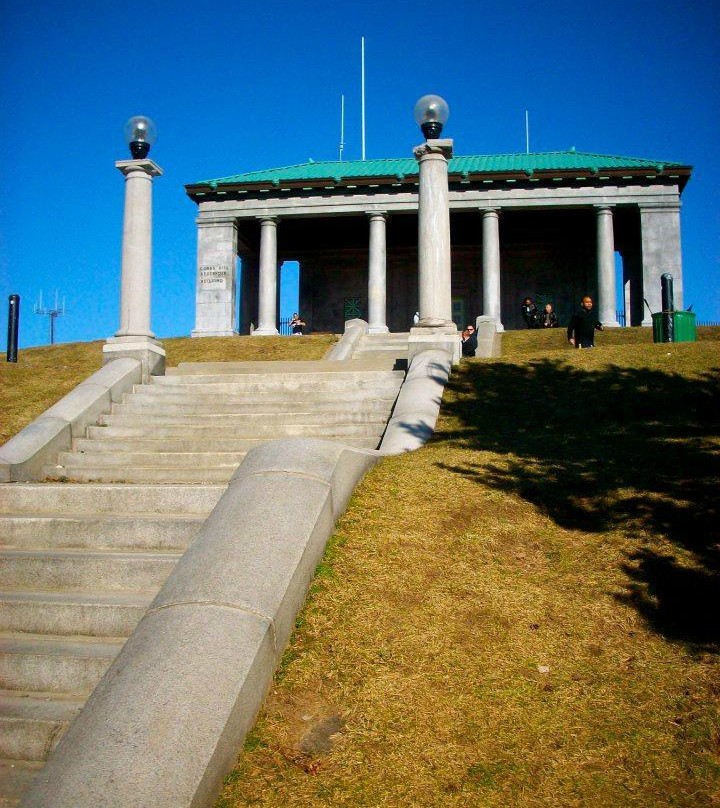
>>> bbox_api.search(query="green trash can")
[672,310,696,342]
[651,312,666,343]
[651,311,696,343]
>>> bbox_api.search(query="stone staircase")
[0,359,404,805]
[43,360,404,484]
[351,332,410,369]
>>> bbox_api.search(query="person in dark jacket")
[538,302,559,328]
[521,297,539,328]
[461,324,478,357]
[567,296,603,348]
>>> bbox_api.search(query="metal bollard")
[661,273,674,343]
[7,294,20,362]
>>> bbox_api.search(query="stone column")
[367,211,389,333]
[596,205,621,328]
[103,158,165,378]
[639,203,683,326]
[191,219,239,337]
[253,217,279,336]
[408,138,460,364]
[414,139,454,327]
[481,207,503,331]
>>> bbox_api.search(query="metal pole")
[661,272,674,343]
[361,36,366,160]
[339,94,345,162]
[7,294,19,362]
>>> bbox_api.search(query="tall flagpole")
[339,94,345,161]
[361,36,366,160]
[525,110,530,154]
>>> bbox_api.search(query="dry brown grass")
[0,335,334,444]
[217,328,720,808]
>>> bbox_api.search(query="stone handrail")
[22,439,378,808]
[324,318,368,361]
[0,358,142,482]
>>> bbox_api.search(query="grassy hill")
[217,327,720,808]
[1,327,718,806]
[0,335,335,444]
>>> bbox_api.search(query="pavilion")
[184,150,691,335]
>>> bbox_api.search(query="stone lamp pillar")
[103,158,165,378]
[414,139,455,327]
[408,93,460,364]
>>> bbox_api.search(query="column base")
[251,326,279,336]
[476,315,504,333]
[408,325,461,365]
[190,329,239,338]
[368,324,389,334]
[602,320,623,329]
[103,336,165,381]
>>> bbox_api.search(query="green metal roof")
[188,150,690,190]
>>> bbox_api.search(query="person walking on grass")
[567,295,603,348]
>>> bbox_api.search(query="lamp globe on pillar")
[413,94,449,140]
[124,115,157,159]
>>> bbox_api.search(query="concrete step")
[82,422,387,446]
[0,514,204,551]
[0,690,83,761]
[42,466,241,485]
[0,758,43,806]
[97,407,392,428]
[114,398,396,418]
[0,485,225,516]
[354,343,408,352]
[0,549,180,592]
[57,450,250,469]
[126,385,402,403]
[149,373,403,392]
[0,590,153,637]
[0,633,122,694]
[168,359,402,375]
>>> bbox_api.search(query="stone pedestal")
[191,219,239,337]
[253,217,279,335]
[367,211,389,333]
[414,139,454,328]
[596,205,622,328]
[408,325,461,365]
[103,335,165,381]
[103,158,165,378]
[481,207,504,331]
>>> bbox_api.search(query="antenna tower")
[33,290,66,345]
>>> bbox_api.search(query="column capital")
[196,217,237,229]
[638,202,681,213]
[413,138,453,161]
[365,210,387,220]
[115,159,163,178]
[479,207,500,217]
[593,204,615,212]
[256,215,279,225]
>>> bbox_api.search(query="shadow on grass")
[429,358,720,650]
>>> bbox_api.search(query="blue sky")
[1,0,718,348]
